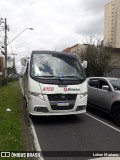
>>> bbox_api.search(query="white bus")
[21,51,88,116]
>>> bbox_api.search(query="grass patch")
[0,81,26,159]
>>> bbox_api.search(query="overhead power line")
[7,39,14,53]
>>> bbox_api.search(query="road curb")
[29,117,44,160]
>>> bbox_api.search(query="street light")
[8,28,34,76]
[8,27,34,45]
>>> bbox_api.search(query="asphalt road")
[32,107,120,160]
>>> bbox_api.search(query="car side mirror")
[82,61,87,69]
[102,85,109,91]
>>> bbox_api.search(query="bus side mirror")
[21,58,26,66]
[82,61,87,69]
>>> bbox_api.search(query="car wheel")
[112,105,120,127]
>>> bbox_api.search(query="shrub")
[0,77,7,86]
[0,77,18,87]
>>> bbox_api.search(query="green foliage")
[0,81,26,152]
[0,77,18,87]
[0,77,7,86]
[80,39,112,77]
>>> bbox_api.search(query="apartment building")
[63,43,88,61]
[104,0,120,48]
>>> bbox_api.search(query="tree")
[79,37,112,77]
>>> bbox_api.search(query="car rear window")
[109,80,120,90]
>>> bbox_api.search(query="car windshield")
[109,79,120,90]
[30,53,86,80]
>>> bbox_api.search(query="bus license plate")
[57,102,69,106]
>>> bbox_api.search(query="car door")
[96,79,113,111]
[88,78,100,106]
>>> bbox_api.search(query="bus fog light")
[76,105,86,111]
[34,107,48,112]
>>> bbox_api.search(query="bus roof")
[31,50,77,59]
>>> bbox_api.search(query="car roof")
[88,77,120,81]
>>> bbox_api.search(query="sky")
[0,0,111,72]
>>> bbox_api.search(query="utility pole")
[4,18,8,78]
[11,53,17,74]
[0,18,9,78]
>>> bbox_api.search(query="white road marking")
[85,113,120,133]
[29,118,44,160]
[86,113,120,160]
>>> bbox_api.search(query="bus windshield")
[30,53,86,80]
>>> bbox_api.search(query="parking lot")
[31,107,120,160]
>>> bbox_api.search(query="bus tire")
[112,105,120,127]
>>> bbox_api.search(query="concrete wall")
[111,51,120,67]
[105,68,120,78]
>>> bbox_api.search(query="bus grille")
[47,94,76,101]
[47,94,76,111]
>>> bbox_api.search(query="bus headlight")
[29,91,45,101]
[80,92,88,99]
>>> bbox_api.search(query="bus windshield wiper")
[63,76,84,81]
[33,76,63,82]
